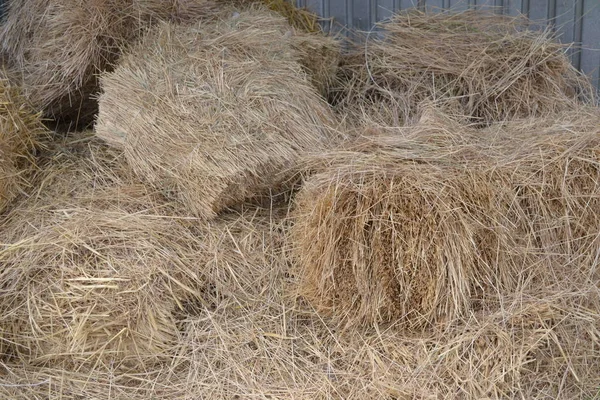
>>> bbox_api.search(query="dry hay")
[210,4,340,96]
[332,10,595,127]
[480,108,600,273]
[0,133,598,397]
[96,10,342,219]
[0,76,46,214]
[0,133,208,370]
[0,0,220,125]
[290,117,525,329]
[3,201,598,399]
[219,0,324,33]
[290,106,600,330]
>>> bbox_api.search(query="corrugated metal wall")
[296,0,600,91]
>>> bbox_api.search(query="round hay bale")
[0,136,206,369]
[0,77,46,214]
[333,10,594,126]
[96,11,341,219]
[290,128,526,328]
[291,106,600,328]
[0,0,219,125]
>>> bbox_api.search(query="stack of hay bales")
[0,0,221,125]
[333,10,594,126]
[1,1,599,398]
[0,76,46,213]
[290,107,600,329]
[0,134,207,369]
[96,9,342,219]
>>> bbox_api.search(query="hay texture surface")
[2,193,598,399]
[291,107,600,329]
[0,0,219,124]
[0,77,45,213]
[0,134,207,370]
[334,10,594,126]
[96,10,341,219]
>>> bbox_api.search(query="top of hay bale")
[95,8,343,219]
[218,0,325,33]
[333,9,595,127]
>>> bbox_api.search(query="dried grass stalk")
[0,129,598,397]
[96,9,342,219]
[333,10,595,126]
[0,134,207,370]
[0,76,46,213]
[291,106,600,329]
[0,0,219,125]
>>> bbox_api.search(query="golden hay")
[0,76,46,214]
[0,134,207,370]
[0,0,219,125]
[217,0,325,33]
[95,10,342,219]
[290,132,523,329]
[0,165,598,398]
[290,106,600,329]
[333,10,595,126]
[214,2,340,95]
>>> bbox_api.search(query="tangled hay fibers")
[3,201,598,398]
[291,106,600,329]
[209,3,340,96]
[96,10,342,219]
[0,0,219,125]
[0,76,46,214]
[0,134,208,370]
[219,0,324,33]
[0,133,598,398]
[333,10,595,126]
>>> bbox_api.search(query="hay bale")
[290,120,523,328]
[0,0,219,125]
[0,76,46,213]
[213,2,340,95]
[0,135,206,369]
[291,33,340,97]
[482,107,600,268]
[96,10,342,219]
[291,163,525,328]
[291,106,600,328]
[333,10,594,126]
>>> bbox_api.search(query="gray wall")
[296,0,600,91]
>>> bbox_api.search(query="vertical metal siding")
[299,0,600,91]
